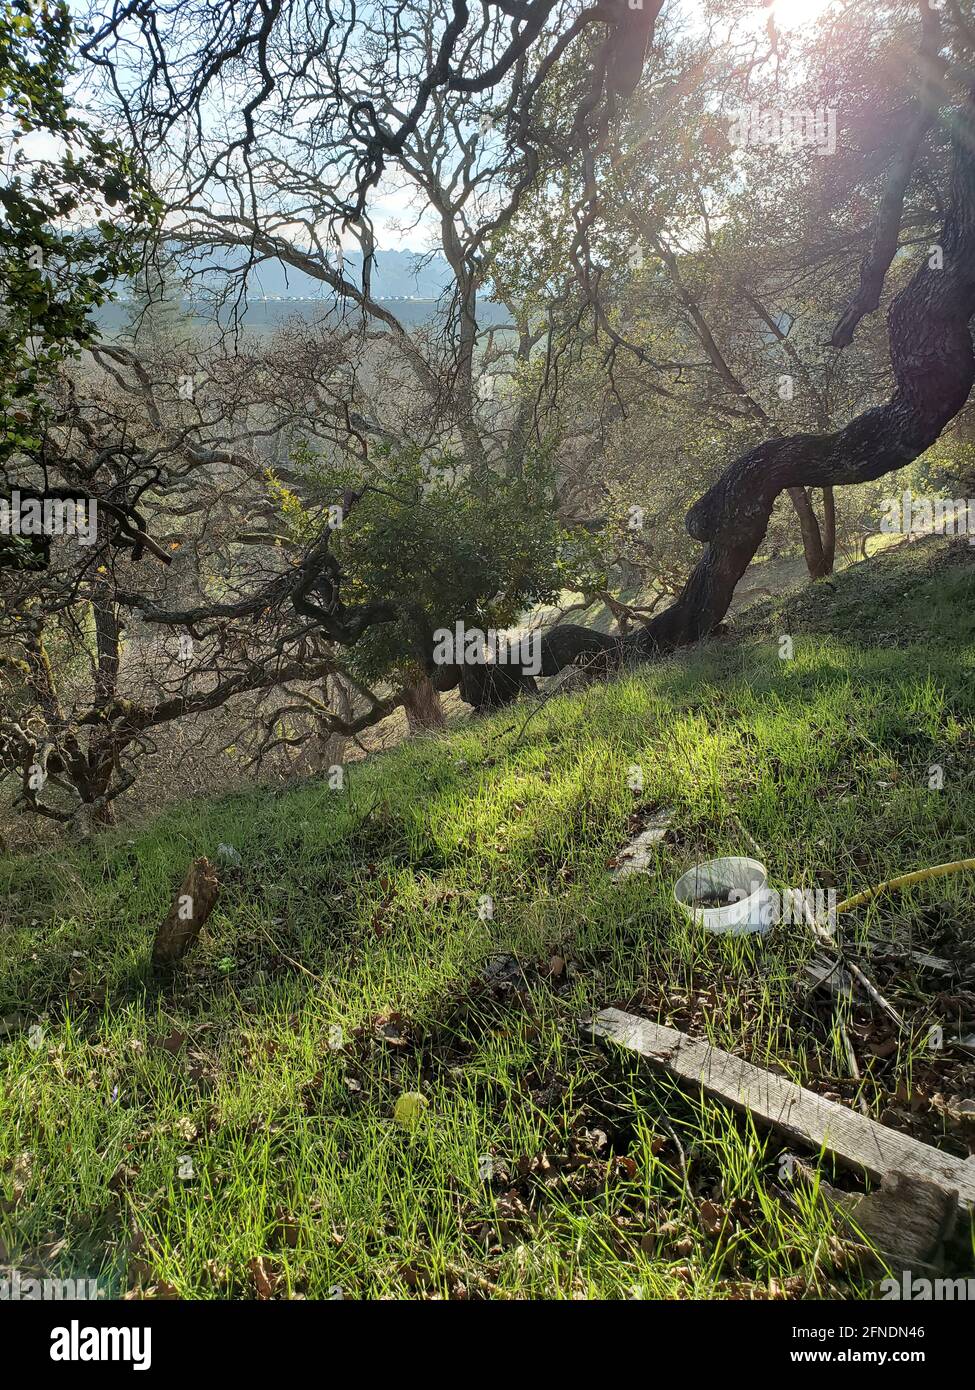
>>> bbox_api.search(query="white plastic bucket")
[673,856,769,935]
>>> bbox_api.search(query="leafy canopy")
[275,448,602,684]
[0,0,159,464]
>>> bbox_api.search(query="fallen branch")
[151,857,221,967]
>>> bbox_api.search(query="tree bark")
[788,486,830,579]
[821,486,837,575]
[402,673,447,732]
[152,857,220,966]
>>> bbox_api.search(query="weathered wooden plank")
[609,809,674,881]
[586,1007,975,1213]
[804,954,854,1002]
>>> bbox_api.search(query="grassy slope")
[2,536,975,1300]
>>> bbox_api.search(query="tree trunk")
[788,486,830,578]
[61,725,139,831]
[402,673,446,732]
[635,86,975,652]
[458,660,539,710]
[82,740,118,826]
[450,88,975,707]
[90,799,116,827]
[821,487,837,575]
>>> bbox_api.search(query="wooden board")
[586,1007,975,1213]
[804,954,854,1002]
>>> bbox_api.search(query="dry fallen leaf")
[699,1200,725,1236]
[248,1256,278,1300]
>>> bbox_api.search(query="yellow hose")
[836,857,975,914]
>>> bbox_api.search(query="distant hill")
[96,247,513,335]
[95,295,513,338]
[220,247,455,300]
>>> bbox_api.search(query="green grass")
[2,536,975,1299]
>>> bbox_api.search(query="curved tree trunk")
[462,89,975,701]
[639,91,973,650]
[458,660,539,709]
[635,88,975,651]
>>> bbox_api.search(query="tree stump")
[151,857,220,966]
